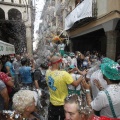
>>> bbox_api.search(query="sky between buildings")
[33,0,45,50]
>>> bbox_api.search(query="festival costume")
[58,43,65,56]
[68,73,81,95]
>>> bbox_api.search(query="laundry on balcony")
[65,0,97,30]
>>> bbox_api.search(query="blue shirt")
[5,61,15,77]
[19,66,32,84]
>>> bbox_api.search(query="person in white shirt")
[86,61,101,81]
[68,65,87,95]
[91,62,120,118]
[58,41,66,56]
[90,69,107,99]
[82,61,120,118]
[67,65,82,95]
[69,52,77,67]
[62,54,69,70]
[13,54,21,86]
[89,58,116,99]
[66,55,71,66]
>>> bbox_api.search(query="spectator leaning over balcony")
[46,56,84,120]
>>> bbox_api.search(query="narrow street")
[0,0,120,120]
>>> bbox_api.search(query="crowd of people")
[0,48,120,120]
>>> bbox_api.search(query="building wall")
[97,0,120,17]
[107,0,120,13]
[66,0,120,60]
[97,0,107,17]
[68,0,120,38]
[0,4,31,23]
[68,0,75,11]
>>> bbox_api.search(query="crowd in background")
[0,47,120,120]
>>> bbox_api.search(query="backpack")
[32,69,47,89]
[32,69,42,81]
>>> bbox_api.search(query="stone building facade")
[38,0,120,60]
[0,0,33,55]
[65,0,120,60]
[38,0,75,51]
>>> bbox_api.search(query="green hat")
[101,57,114,64]
[101,62,120,80]
[63,54,68,58]
[69,52,75,57]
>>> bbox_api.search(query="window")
[11,0,14,3]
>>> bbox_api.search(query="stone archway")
[8,8,22,21]
[0,20,26,54]
[0,8,5,20]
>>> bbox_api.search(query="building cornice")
[0,1,32,8]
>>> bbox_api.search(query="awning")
[0,40,15,55]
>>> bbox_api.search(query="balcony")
[65,0,97,30]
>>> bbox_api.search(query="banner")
[65,0,93,30]
[0,40,15,55]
